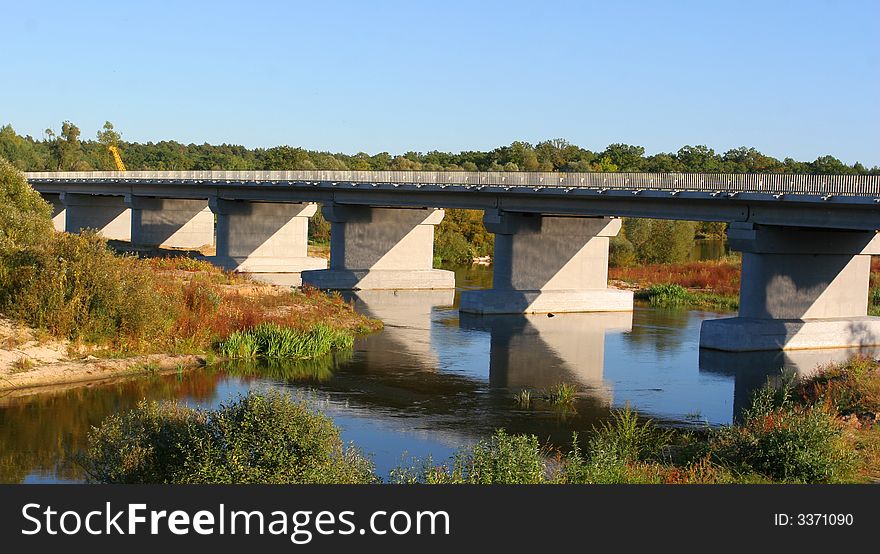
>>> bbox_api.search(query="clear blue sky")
[3,0,878,165]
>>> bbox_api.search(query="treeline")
[1,121,877,175]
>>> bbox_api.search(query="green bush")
[392,430,546,484]
[82,390,375,484]
[711,386,855,482]
[0,157,53,252]
[218,322,353,359]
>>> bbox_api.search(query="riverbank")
[79,356,880,484]
[0,258,380,392]
[610,257,880,313]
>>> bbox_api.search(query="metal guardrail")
[25,170,880,196]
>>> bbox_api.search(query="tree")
[676,145,722,172]
[600,143,645,171]
[623,218,695,264]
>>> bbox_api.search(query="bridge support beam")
[61,193,130,240]
[209,199,326,273]
[301,205,454,290]
[128,197,214,249]
[460,212,633,314]
[700,223,880,351]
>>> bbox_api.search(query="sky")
[2,0,879,165]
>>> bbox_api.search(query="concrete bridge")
[25,170,880,352]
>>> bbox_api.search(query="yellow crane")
[108,144,127,171]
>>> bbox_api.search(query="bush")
[794,356,880,419]
[392,430,546,484]
[711,386,855,482]
[0,231,169,346]
[82,390,375,484]
[0,157,53,253]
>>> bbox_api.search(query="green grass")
[217,322,354,360]
[637,283,738,311]
[545,383,577,406]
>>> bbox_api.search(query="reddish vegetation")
[146,259,380,353]
[611,256,880,299]
[610,260,741,297]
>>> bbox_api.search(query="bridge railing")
[24,170,880,196]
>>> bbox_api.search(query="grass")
[636,283,739,311]
[10,356,34,373]
[514,389,531,408]
[217,322,354,360]
[545,383,577,406]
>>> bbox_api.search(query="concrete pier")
[700,223,880,351]
[460,212,633,314]
[61,193,130,240]
[128,197,214,249]
[301,205,454,290]
[209,199,326,273]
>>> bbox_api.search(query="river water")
[0,261,874,483]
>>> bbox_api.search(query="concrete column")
[459,212,633,314]
[300,205,454,290]
[700,223,880,351]
[127,196,214,249]
[61,193,130,241]
[208,198,326,273]
[41,193,65,232]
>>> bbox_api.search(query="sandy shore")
[0,318,205,393]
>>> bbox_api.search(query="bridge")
[25,170,880,353]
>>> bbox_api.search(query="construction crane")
[108,145,127,172]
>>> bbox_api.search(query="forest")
[1,121,877,175]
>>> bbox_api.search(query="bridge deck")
[26,170,880,230]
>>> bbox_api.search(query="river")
[0,260,873,483]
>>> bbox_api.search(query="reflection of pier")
[699,347,878,420]
[343,289,455,370]
[460,311,632,404]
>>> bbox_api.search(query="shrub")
[0,231,169,346]
[82,390,375,484]
[0,157,53,253]
[794,356,880,419]
[392,430,546,484]
[711,386,855,482]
